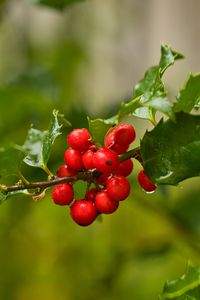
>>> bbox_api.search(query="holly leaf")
[119,45,183,122]
[56,112,71,127]
[159,45,184,76]
[87,117,116,145]
[174,73,200,113]
[34,0,85,10]
[160,263,200,300]
[141,112,200,185]
[20,110,70,169]
[21,128,45,168]
[42,109,67,165]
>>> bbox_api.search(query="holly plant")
[0,44,200,222]
[0,43,200,297]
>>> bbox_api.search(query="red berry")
[137,169,157,192]
[114,123,136,146]
[67,128,92,152]
[57,164,77,177]
[105,131,129,154]
[70,200,97,226]
[96,172,111,185]
[52,183,74,205]
[85,188,98,202]
[64,147,84,171]
[95,190,119,214]
[82,148,96,170]
[114,159,134,177]
[93,147,119,173]
[106,175,130,201]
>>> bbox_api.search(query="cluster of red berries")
[51,124,157,226]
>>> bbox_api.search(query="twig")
[0,147,142,193]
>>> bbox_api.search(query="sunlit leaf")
[22,128,45,168]
[57,112,71,127]
[20,110,70,169]
[42,109,63,165]
[159,45,184,76]
[119,45,183,121]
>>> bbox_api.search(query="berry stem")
[119,146,142,163]
[42,165,55,179]
[18,171,30,185]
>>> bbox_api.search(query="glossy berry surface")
[57,164,77,177]
[85,188,98,202]
[106,175,130,201]
[66,128,92,152]
[114,159,134,177]
[82,148,95,170]
[93,147,119,173]
[70,200,97,226]
[137,169,157,192]
[96,172,111,185]
[95,190,119,214]
[51,123,139,226]
[114,123,136,146]
[52,183,74,205]
[105,131,129,154]
[64,147,84,171]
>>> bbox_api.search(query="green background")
[0,1,199,299]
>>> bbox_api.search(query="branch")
[119,146,142,163]
[1,172,90,193]
[0,147,142,194]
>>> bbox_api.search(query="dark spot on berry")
[106,160,112,166]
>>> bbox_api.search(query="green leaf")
[20,110,70,169]
[42,109,63,165]
[134,66,162,98]
[174,73,200,113]
[160,263,200,299]
[21,128,45,168]
[34,0,85,10]
[0,146,22,177]
[87,117,116,145]
[119,45,183,122]
[159,44,184,76]
[141,112,200,185]
[57,112,71,127]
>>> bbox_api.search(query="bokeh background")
[0,0,200,299]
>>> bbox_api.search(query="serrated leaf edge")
[161,264,200,299]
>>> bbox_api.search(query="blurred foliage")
[0,1,199,300]
[34,0,85,10]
